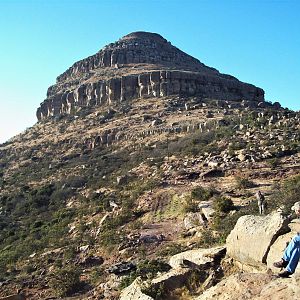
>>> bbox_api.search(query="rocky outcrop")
[226,212,290,270]
[36,32,264,121]
[169,246,226,269]
[194,272,300,300]
[119,278,153,300]
[120,246,225,300]
[267,219,300,274]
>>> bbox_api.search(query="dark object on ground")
[278,270,292,278]
[273,259,288,268]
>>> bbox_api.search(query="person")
[255,190,265,215]
[273,201,300,277]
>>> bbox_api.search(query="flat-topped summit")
[37,31,265,121]
[120,31,167,41]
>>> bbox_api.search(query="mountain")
[36,31,264,121]
[0,32,299,300]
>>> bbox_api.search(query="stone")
[151,119,162,126]
[184,212,206,230]
[169,246,225,269]
[79,255,104,267]
[198,201,215,221]
[119,278,153,300]
[267,219,300,274]
[139,234,164,244]
[195,272,300,300]
[117,175,128,185]
[226,212,290,270]
[79,245,89,252]
[108,261,136,275]
[201,168,224,178]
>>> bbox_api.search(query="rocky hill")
[36,31,264,121]
[0,32,299,300]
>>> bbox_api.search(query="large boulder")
[119,278,153,300]
[226,212,289,270]
[267,219,300,274]
[169,246,226,269]
[194,272,300,300]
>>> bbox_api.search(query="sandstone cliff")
[36,31,264,121]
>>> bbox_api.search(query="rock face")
[195,272,300,300]
[120,246,226,300]
[119,278,153,300]
[267,219,300,274]
[36,31,264,121]
[226,212,290,270]
[169,246,225,269]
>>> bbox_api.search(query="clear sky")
[0,0,299,143]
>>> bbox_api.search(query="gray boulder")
[226,212,289,270]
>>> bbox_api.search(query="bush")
[183,196,198,213]
[191,186,214,201]
[235,176,255,189]
[268,158,280,169]
[120,260,171,289]
[213,196,234,213]
[269,175,300,215]
[49,266,81,297]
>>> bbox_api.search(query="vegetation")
[191,186,215,201]
[235,176,256,189]
[120,259,171,289]
[213,196,234,213]
[49,266,82,297]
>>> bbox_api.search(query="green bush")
[120,260,171,289]
[213,196,234,213]
[268,158,280,169]
[49,266,81,297]
[183,196,198,213]
[235,176,255,189]
[269,175,300,215]
[191,186,214,201]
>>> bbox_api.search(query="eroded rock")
[226,212,290,270]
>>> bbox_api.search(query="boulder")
[184,212,206,230]
[108,262,136,275]
[198,201,215,221]
[119,278,153,300]
[195,272,300,300]
[169,246,226,269]
[267,219,300,274]
[226,212,289,270]
[151,267,191,291]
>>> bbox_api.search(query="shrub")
[183,196,198,213]
[213,196,234,213]
[269,175,300,215]
[191,186,214,201]
[268,158,280,169]
[120,260,171,289]
[235,176,255,189]
[49,266,81,297]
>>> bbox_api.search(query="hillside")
[0,32,299,300]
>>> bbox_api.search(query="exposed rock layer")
[36,32,264,121]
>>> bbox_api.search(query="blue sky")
[0,0,299,143]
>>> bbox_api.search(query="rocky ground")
[0,95,299,299]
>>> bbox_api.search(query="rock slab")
[226,212,289,269]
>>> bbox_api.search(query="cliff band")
[36,31,264,121]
